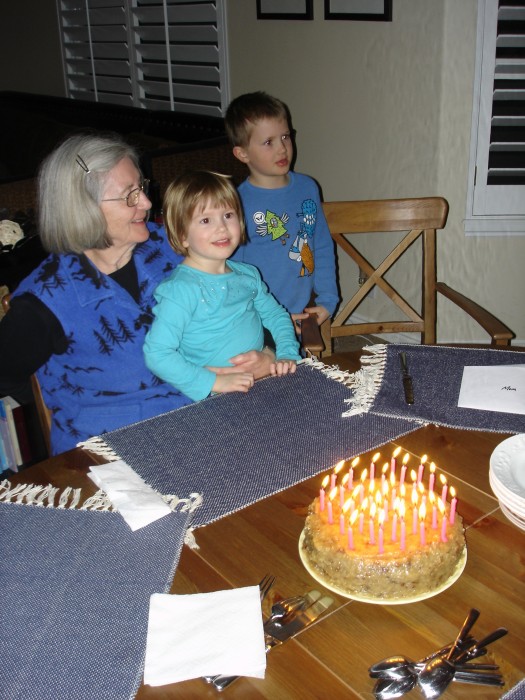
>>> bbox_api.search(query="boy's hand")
[270,359,297,376]
[291,311,309,334]
[212,372,254,394]
[304,305,330,325]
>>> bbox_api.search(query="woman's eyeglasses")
[102,180,150,207]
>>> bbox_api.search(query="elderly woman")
[0,133,272,455]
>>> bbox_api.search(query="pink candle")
[420,519,426,546]
[378,523,384,554]
[412,506,418,535]
[347,525,354,550]
[400,519,406,551]
[449,487,457,524]
[441,515,448,542]
[319,475,329,512]
[432,504,437,529]
[391,446,401,476]
[339,485,345,509]
[440,475,448,504]
[330,473,337,491]
[327,500,333,524]
[359,511,364,534]
[429,463,436,493]
[391,512,398,542]
[339,512,345,534]
[369,517,375,545]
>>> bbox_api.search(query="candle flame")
[352,484,361,499]
[382,480,389,496]
[342,498,353,513]
[410,469,417,482]
[440,474,447,485]
[418,481,425,494]
[399,500,406,518]
[328,487,338,501]
[437,498,445,514]
[375,490,382,506]
[361,468,368,482]
[430,462,436,473]
[428,490,436,504]
[382,462,389,474]
[341,473,349,487]
[370,502,377,518]
[390,471,396,486]
[450,486,456,498]
[321,475,329,489]
[402,453,410,465]
[378,509,385,526]
[399,483,406,498]
[334,460,345,474]
[351,456,359,467]
[349,509,359,526]
[372,452,381,463]
[411,489,418,506]
[393,446,402,458]
[361,497,369,511]
[420,454,427,464]
[419,503,426,520]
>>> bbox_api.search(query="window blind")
[470,0,525,217]
[56,0,229,116]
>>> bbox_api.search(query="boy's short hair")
[163,171,246,256]
[225,91,289,148]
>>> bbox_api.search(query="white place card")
[458,365,525,416]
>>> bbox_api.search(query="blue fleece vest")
[14,224,192,454]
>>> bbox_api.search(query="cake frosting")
[301,476,466,601]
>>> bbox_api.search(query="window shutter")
[471,0,525,217]
[56,0,229,116]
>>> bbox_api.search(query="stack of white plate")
[489,434,525,530]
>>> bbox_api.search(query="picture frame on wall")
[257,0,314,20]
[324,0,392,21]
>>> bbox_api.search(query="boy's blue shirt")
[232,171,339,315]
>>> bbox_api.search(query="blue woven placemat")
[0,497,191,700]
[342,344,525,433]
[82,362,421,528]
[503,679,525,699]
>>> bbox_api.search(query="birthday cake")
[301,455,466,601]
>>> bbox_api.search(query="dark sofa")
[0,91,248,215]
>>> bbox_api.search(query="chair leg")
[320,319,333,358]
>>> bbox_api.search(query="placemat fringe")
[78,436,120,460]
[0,481,79,508]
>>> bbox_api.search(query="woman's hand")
[209,348,276,380]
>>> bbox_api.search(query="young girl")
[144,171,300,401]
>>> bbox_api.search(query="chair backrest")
[322,197,449,348]
[1,294,52,455]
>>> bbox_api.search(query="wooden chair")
[1,294,52,455]
[309,197,514,357]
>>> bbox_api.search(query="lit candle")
[370,452,380,482]
[429,491,437,529]
[400,453,410,485]
[419,503,426,546]
[391,446,401,476]
[440,474,448,504]
[359,510,364,534]
[441,514,448,542]
[339,511,345,534]
[340,473,349,508]
[327,487,337,525]
[349,456,359,489]
[319,475,329,511]
[449,486,457,524]
[369,502,376,545]
[418,454,427,484]
[411,488,418,535]
[378,510,385,554]
[348,510,358,550]
[429,462,436,493]
[400,502,406,551]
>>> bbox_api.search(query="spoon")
[373,674,416,699]
[417,608,482,699]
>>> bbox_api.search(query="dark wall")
[0,0,64,97]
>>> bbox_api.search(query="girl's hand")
[304,305,330,325]
[270,359,297,376]
[210,349,275,380]
[212,372,254,394]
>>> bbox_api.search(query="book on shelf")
[0,399,17,472]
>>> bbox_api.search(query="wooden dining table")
[8,351,525,700]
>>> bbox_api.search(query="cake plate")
[298,530,467,605]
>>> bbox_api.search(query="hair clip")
[75,154,90,173]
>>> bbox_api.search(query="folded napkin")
[144,585,267,686]
[88,460,172,531]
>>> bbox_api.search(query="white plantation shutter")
[56,0,229,116]
[466,0,525,232]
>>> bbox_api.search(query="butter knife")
[399,351,414,405]
[212,595,334,691]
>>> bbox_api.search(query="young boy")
[225,91,339,331]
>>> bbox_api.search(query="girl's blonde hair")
[163,171,246,255]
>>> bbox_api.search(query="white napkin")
[88,460,172,531]
[458,365,525,415]
[143,586,267,686]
